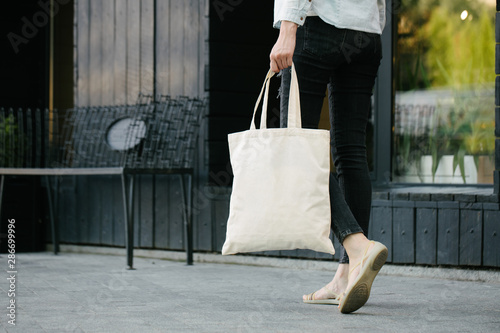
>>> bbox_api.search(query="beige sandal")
[338,241,388,314]
[303,286,340,305]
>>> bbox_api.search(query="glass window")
[393,0,495,184]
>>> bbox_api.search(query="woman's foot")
[303,285,340,305]
[338,240,388,314]
[302,264,349,304]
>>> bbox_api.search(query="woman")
[269,0,388,314]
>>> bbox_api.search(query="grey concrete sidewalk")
[1,252,500,333]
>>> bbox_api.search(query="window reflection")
[393,0,495,184]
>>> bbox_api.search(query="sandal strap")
[348,241,374,278]
[305,286,339,300]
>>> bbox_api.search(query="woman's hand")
[270,21,298,73]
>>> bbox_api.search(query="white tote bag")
[221,64,335,255]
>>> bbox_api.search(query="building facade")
[1,0,499,268]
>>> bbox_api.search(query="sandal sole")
[339,242,388,314]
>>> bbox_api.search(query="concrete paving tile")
[1,252,499,332]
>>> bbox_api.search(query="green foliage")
[423,6,495,88]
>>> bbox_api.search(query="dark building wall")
[0,1,51,109]
[207,1,279,185]
[3,1,497,268]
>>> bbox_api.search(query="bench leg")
[179,174,193,265]
[121,173,135,270]
[45,176,58,254]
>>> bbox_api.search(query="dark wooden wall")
[75,0,207,105]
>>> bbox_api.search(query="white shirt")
[274,0,386,34]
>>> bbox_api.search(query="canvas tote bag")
[221,64,335,255]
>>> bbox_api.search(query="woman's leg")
[329,29,382,265]
[279,18,367,300]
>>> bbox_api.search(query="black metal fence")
[0,94,206,170]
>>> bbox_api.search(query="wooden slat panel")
[193,184,215,251]
[392,207,415,263]
[101,0,115,105]
[484,210,500,267]
[112,176,125,247]
[154,175,170,249]
[169,0,185,96]
[140,0,155,95]
[371,206,392,262]
[184,0,199,97]
[63,177,79,242]
[155,0,170,95]
[76,0,90,106]
[88,0,103,106]
[100,176,114,245]
[168,176,184,250]
[199,0,209,97]
[114,0,128,104]
[76,176,89,244]
[437,209,459,265]
[133,175,140,247]
[459,209,482,266]
[416,208,437,265]
[213,197,228,252]
[126,0,141,104]
[139,175,154,248]
[87,176,102,244]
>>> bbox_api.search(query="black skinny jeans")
[279,17,382,263]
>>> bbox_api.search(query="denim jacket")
[273,0,386,34]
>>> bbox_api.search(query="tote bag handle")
[250,63,302,130]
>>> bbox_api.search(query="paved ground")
[1,251,500,333]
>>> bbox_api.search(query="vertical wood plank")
[168,177,184,250]
[154,175,170,249]
[100,176,114,245]
[140,0,155,96]
[58,176,78,243]
[76,0,90,106]
[371,206,393,262]
[459,207,482,266]
[199,0,209,97]
[437,208,459,265]
[127,0,141,103]
[213,197,228,252]
[484,210,500,267]
[139,175,154,248]
[112,176,125,247]
[89,0,103,106]
[76,176,89,244]
[133,174,141,247]
[169,0,184,96]
[155,0,170,95]
[193,184,215,251]
[101,0,115,105]
[184,0,199,97]
[416,207,437,265]
[114,0,128,105]
[392,205,415,263]
[87,176,102,244]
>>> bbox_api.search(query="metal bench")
[0,94,206,269]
